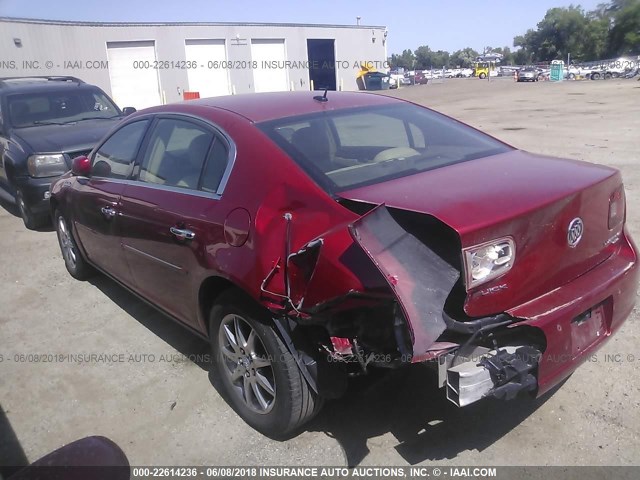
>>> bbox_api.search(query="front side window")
[259,104,511,192]
[92,120,149,179]
[7,89,121,128]
[138,118,213,190]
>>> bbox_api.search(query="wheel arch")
[4,161,15,183]
[198,275,252,338]
[50,196,59,218]
[199,274,347,399]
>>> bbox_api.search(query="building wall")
[0,18,388,107]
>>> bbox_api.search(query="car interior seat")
[176,133,212,188]
[291,125,333,172]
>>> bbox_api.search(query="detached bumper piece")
[446,346,541,407]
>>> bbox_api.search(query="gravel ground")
[1,77,639,468]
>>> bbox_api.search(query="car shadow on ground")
[0,197,19,218]
[0,406,29,477]
[306,365,560,466]
[88,275,212,370]
[0,197,54,232]
[87,274,558,466]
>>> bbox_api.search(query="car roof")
[0,77,98,95]
[187,91,401,123]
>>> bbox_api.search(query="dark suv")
[0,76,134,229]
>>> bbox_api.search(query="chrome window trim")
[90,111,237,198]
[213,133,236,196]
[91,177,221,200]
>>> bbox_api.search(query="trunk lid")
[338,150,623,316]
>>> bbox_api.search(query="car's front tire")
[16,189,48,230]
[54,210,94,280]
[210,290,323,437]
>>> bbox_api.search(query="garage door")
[106,41,162,110]
[185,39,230,98]
[251,39,288,93]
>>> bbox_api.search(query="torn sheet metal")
[287,238,323,310]
[348,205,460,360]
[260,204,460,360]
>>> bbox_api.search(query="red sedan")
[50,91,638,436]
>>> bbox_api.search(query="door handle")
[100,206,117,219]
[170,226,195,241]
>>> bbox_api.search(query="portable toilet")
[550,60,565,82]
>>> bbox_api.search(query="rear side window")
[92,120,148,179]
[138,118,214,190]
[200,139,229,193]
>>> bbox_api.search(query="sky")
[0,0,604,54]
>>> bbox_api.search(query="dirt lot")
[1,77,639,468]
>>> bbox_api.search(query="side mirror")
[122,107,137,116]
[71,155,91,177]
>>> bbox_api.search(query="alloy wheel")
[218,313,276,414]
[57,216,77,268]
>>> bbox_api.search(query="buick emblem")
[567,218,584,248]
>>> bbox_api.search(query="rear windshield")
[7,89,121,128]
[258,103,511,193]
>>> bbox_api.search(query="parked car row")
[512,64,639,82]
[2,77,638,439]
[389,68,476,87]
[527,60,638,81]
[390,57,639,86]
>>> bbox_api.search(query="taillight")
[608,185,625,229]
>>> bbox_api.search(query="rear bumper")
[507,227,639,397]
[14,175,52,215]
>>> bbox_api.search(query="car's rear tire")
[16,189,48,230]
[209,290,323,437]
[479,73,486,79]
[54,210,94,280]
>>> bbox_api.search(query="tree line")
[388,0,640,69]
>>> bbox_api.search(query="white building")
[0,17,388,109]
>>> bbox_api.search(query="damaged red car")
[50,91,639,436]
